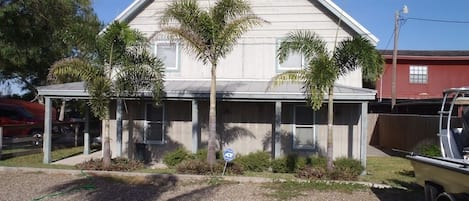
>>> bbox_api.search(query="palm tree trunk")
[326,86,334,171]
[207,63,217,167]
[103,107,112,169]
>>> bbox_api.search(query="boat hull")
[408,155,469,194]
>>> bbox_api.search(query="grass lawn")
[0,146,83,169]
[1,146,419,189]
[360,156,417,188]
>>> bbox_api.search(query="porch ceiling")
[37,80,376,101]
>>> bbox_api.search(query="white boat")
[406,87,469,201]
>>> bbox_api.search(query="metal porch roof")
[37,80,376,102]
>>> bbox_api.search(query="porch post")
[360,102,368,175]
[43,97,52,164]
[83,106,90,155]
[274,101,282,159]
[116,98,123,157]
[192,100,199,153]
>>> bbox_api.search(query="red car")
[0,99,57,139]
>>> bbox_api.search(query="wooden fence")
[368,113,460,152]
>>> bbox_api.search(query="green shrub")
[310,156,327,168]
[163,148,191,167]
[176,159,209,174]
[296,166,327,180]
[331,157,364,180]
[418,144,441,157]
[235,151,270,172]
[176,159,244,175]
[191,148,222,161]
[213,160,244,175]
[271,154,313,173]
[76,157,144,171]
[271,157,289,173]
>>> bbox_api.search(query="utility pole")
[391,5,408,110]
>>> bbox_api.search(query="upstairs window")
[277,39,305,71]
[409,65,428,84]
[155,41,179,71]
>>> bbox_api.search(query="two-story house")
[38,0,378,165]
[375,50,469,114]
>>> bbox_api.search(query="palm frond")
[333,36,384,81]
[304,55,336,110]
[114,50,165,104]
[215,15,266,59]
[49,58,101,83]
[277,30,328,64]
[160,26,210,64]
[268,70,304,88]
[87,76,112,119]
[211,0,252,31]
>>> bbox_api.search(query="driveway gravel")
[0,169,424,201]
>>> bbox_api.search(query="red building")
[374,50,469,113]
[377,50,469,100]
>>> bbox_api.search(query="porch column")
[192,100,199,153]
[274,101,282,159]
[43,97,52,164]
[83,107,90,155]
[116,98,123,157]
[360,102,368,175]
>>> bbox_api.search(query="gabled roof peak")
[112,0,378,44]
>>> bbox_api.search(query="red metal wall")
[377,59,469,100]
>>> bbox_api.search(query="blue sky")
[93,0,469,51]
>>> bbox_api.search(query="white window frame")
[409,65,428,84]
[154,41,180,71]
[276,39,305,71]
[144,103,165,144]
[293,105,316,150]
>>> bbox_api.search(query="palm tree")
[160,0,265,166]
[272,30,383,170]
[49,22,165,169]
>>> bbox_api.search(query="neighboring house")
[374,50,469,113]
[38,0,378,165]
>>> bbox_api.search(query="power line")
[406,17,469,24]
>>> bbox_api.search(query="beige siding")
[107,100,364,161]
[127,0,362,87]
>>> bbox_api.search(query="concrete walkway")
[53,151,102,165]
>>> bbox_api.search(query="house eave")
[316,0,379,45]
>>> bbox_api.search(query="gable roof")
[113,0,378,44]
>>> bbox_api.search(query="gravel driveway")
[0,169,424,201]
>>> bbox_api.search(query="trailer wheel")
[425,182,443,201]
[436,192,457,201]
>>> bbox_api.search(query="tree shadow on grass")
[35,173,179,201]
[370,180,425,201]
[167,185,222,201]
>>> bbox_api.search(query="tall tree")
[160,0,265,166]
[272,30,383,170]
[0,0,100,96]
[49,22,165,169]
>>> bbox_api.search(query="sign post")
[222,148,235,176]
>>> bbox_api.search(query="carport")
[37,82,103,163]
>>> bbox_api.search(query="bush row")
[163,148,363,180]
